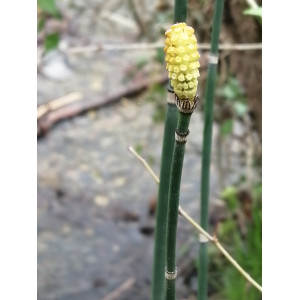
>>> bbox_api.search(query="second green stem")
[198,1,225,300]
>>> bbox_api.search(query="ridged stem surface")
[151,1,189,300]
[174,0,188,23]
[165,112,191,300]
[151,103,177,300]
[198,1,225,300]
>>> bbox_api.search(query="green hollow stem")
[174,0,188,23]
[168,0,188,92]
[151,1,188,300]
[165,112,191,300]
[165,278,176,300]
[151,103,178,300]
[198,1,225,300]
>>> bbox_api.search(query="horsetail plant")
[128,148,262,294]
[151,1,188,300]
[151,76,178,300]
[164,22,200,300]
[198,1,225,300]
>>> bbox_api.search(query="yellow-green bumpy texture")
[164,23,200,101]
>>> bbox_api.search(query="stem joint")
[175,128,190,143]
[165,268,177,280]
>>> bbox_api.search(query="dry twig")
[68,43,262,54]
[37,74,168,136]
[37,92,83,119]
[178,207,262,292]
[128,146,160,183]
[128,146,262,293]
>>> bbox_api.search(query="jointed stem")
[199,1,225,300]
[178,207,262,293]
[128,148,262,293]
[150,102,178,300]
[165,112,191,300]
[150,1,189,299]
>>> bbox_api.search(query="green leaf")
[37,18,45,32]
[243,7,262,18]
[221,119,233,136]
[220,84,236,99]
[38,0,61,18]
[221,186,237,200]
[234,102,248,116]
[217,77,244,100]
[254,183,262,201]
[228,77,244,95]
[221,186,238,211]
[44,33,60,52]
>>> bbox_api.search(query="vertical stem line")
[165,112,191,300]
[165,279,176,300]
[174,0,188,23]
[151,103,178,300]
[198,1,225,300]
[151,1,189,300]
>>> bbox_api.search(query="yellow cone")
[164,23,200,101]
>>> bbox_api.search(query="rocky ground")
[37,1,254,299]
[37,93,249,300]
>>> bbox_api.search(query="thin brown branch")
[128,146,159,184]
[67,43,262,54]
[37,92,83,119]
[178,206,262,293]
[37,74,168,136]
[128,147,262,293]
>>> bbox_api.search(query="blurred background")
[37,0,262,300]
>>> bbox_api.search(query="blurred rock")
[41,50,73,81]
